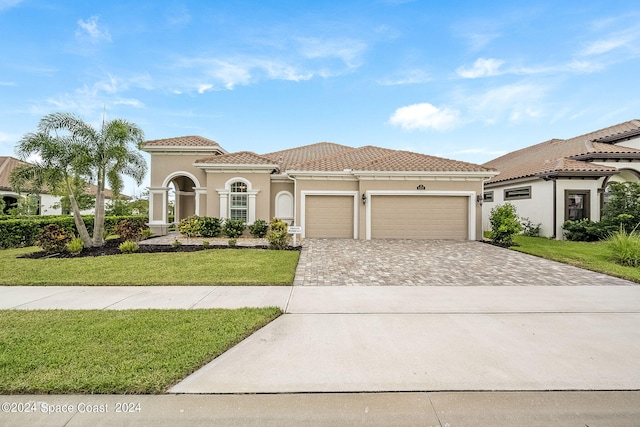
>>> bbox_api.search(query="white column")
[194,187,206,217]
[217,190,228,219]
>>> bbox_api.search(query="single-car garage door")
[305,195,354,238]
[371,195,468,239]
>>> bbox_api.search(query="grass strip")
[0,308,281,394]
[0,248,299,286]
[511,235,640,284]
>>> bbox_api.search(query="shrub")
[37,224,72,253]
[520,217,542,237]
[0,215,148,248]
[561,219,609,242]
[119,240,140,254]
[140,228,152,240]
[228,238,237,247]
[171,239,182,249]
[202,240,210,248]
[223,219,246,238]
[489,203,523,246]
[248,219,269,238]
[268,218,290,250]
[66,237,84,255]
[199,216,222,238]
[178,215,201,237]
[112,219,147,242]
[607,227,640,267]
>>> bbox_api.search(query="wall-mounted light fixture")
[362,193,367,205]
[476,195,483,205]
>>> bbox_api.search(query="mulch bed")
[17,239,299,259]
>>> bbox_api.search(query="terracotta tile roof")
[195,151,277,166]
[263,142,353,170]
[0,156,29,191]
[144,135,224,148]
[354,150,494,172]
[267,144,493,173]
[289,146,395,171]
[484,119,640,184]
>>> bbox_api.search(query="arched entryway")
[148,172,205,235]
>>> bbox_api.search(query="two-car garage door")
[370,195,468,239]
[303,192,471,240]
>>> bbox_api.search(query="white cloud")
[460,82,546,124]
[378,69,431,86]
[0,81,16,86]
[197,84,213,94]
[581,36,631,56]
[457,58,505,78]
[76,16,111,43]
[297,37,367,70]
[113,99,144,108]
[0,0,22,11]
[389,103,460,131]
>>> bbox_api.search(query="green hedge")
[0,215,148,249]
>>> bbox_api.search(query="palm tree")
[13,112,147,247]
[12,130,94,247]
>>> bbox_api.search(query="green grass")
[0,247,299,286]
[511,235,640,284]
[0,308,281,394]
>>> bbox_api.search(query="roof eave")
[569,153,640,161]
[143,145,228,154]
[195,162,278,171]
[352,170,499,178]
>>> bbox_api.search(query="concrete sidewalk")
[3,284,640,424]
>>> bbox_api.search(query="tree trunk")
[66,180,93,248]
[92,176,106,247]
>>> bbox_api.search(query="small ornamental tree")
[489,203,523,246]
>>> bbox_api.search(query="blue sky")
[1,0,640,195]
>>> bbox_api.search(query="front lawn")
[0,308,281,394]
[512,235,640,284]
[0,247,299,286]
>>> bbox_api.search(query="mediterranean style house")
[482,119,640,239]
[143,137,498,240]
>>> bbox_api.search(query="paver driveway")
[293,239,633,286]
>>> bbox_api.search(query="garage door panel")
[371,195,467,239]
[305,195,354,238]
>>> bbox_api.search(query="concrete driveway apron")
[171,239,640,394]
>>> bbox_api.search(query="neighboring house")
[0,155,117,216]
[143,137,497,240]
[482,119,640,239]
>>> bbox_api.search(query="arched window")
[230,181,248,222]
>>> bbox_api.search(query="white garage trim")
[300,191,359,239]
[365,190,476,240]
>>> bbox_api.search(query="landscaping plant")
[66,237,84,255]
[223,218,246,238]
[118,240,140,254]
[489,203,523,246]
[268,218,290,250]
[607,227,640,267]
[36,223,72,253]
[248,219,269,238]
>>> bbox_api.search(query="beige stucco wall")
[203,171,272,222]
[148,153,208,188]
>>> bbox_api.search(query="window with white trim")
[230,181,248,222]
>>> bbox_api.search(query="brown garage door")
[371,195,468,239]
[305,195,354,238]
